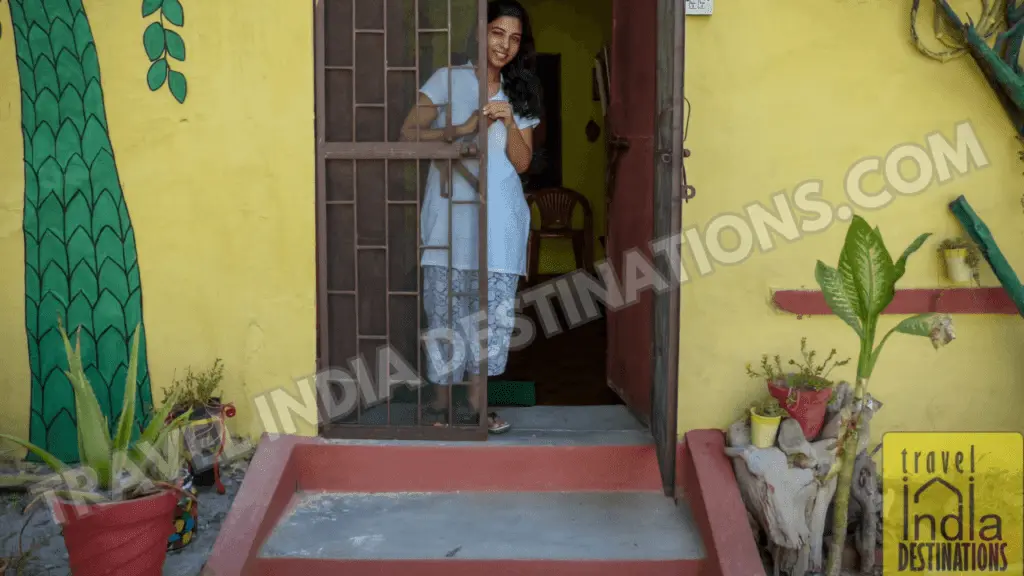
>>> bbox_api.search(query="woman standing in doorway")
[400,0,542,433]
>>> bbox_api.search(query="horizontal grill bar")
[322,142,478,160]
[324,200,419,206]
[326,290,420,297]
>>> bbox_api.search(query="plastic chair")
[524,187,594,283]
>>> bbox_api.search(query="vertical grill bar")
[475,0,489,434]
[314,0,328,427]
[383,0,392,427]
[414,0,423,425]
[351,0,362,424]
[445,0,454,425]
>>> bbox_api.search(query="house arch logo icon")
[882,432,1024,574]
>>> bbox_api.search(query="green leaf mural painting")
[2,0,190,463]
[142,0,187,102]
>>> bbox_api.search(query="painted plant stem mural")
[8,0,153,463]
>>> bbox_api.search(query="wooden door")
[607,0,686,495]
[605,0,657,421]
[315,0,490,439]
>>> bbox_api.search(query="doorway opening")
[314,0,680,476]
[497,0,620,408]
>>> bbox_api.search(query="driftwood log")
[725,381,884,576]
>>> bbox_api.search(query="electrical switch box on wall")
[686,0,712,16]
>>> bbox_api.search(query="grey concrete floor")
[325,405,654,446]
[260,491,706,561]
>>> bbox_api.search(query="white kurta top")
[418,65,540,276]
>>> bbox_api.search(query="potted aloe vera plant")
[0,321,193,576]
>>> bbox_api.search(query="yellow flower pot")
[749,407,782,448]
[943,248,972,284]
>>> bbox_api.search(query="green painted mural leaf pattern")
[141,0,187,102]
[168,69,187,103]
[147,58,168,90]
[161,0,183,27]
[165,29,185,61]
[142,0,163,18]
[7,0,154,463]
[142,22,164,61]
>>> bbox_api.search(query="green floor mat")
[487,381,536,407]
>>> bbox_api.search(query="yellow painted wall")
[678,0,1024,445]
[0,0,317,451]
[521,0,611,274]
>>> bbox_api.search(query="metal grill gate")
[315,0,490,439]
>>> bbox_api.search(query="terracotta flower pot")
[767,380,833,439]
[54,490,177,576]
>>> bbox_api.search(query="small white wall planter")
[938,238,980,285]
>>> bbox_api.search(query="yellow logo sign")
[882,432,1024,574]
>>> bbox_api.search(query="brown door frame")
[604,0,684,496]
[313,0,491,440]
[650,0,684,497]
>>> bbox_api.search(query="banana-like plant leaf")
[870,313,942,374]
[837,253,866,323]
[58,325,113,490]
[0,433,68,475]
[842,216,897,318]
[815,261,865,337]
[894,233,932,281]
[890,312,939,337]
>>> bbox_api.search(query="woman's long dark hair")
[465,0,543,120]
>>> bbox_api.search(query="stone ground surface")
[0,458,249,576]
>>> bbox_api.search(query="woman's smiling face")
[486,16,522,70]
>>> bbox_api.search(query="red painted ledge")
[203,434,303,576]
[678,430,765,576]
[773,287,1018,315]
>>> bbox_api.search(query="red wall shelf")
[772,287,1019,316]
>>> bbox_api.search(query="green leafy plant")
[752,396,787,419]
[162,359,225,410]
[142,0,188,103]
[745,338,851,392]
[938,237,982,281]
[0,321,192,502]
[814,216,955,576]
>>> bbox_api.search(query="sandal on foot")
[423,405,449,427]
[487,412,511,434]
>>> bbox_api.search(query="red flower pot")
[767,380,833,439]
[53,490,178,576]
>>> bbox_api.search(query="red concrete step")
[205,429,766,576]
[293,441,667,492]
